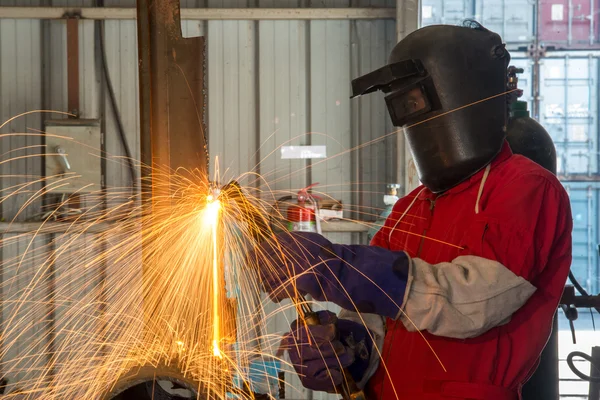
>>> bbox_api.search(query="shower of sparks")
[0,100,514,398]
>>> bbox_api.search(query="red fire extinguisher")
[276,184,321,233]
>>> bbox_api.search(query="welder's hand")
[249,231,409,319]
[281,310,373,393]
[250,231,329,301]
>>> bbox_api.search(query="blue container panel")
[421,0,475,27]
[476,0,535,45]
[539,56,599,176]
[564,182,600,294]
[420,0,534,45]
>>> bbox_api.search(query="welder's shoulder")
[494,153,565,195]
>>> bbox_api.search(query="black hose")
[567,351,600,383]
[569,270,600,314]
[95,0,137,192]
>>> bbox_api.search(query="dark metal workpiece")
[560,286,600,309]
[136,0,208,197]
[590,347,600,400]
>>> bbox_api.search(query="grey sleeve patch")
[397,255,536,339]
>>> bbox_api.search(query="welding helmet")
[351,22,511,193]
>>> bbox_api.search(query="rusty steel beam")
[136,0,208,194]
[135,2,237,395]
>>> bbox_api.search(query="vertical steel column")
[136,0,208,193]
[590,0,596,45]
[135,2,236,395]
[135,0,212,348]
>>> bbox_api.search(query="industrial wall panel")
[0,18,43,222]
[563,182,600,294]
[539,54,599,176]
[257,19,308,197]
[351,17,398,226]
[206,0,258,181]
[102,19,140,192]
[0,0,43,5]
[0,234,51,394]
[420,0,535,45]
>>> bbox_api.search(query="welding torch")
[296,299,367,400]
[219,181,367,400]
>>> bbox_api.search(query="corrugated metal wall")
[0,1,397,397]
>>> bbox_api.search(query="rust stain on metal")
[153,0,178,37]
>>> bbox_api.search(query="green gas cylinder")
[506,101,557,175]
[367,184,401,243]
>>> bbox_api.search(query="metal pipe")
[502,0,507,43]
[588,185,593,293]
[0,220,369,235]
[568,0,573,46]
[590,0,595,45]
[588,55,594,176]
[564,56,570,175]
[590,346,600,400]
[0,7,396,20]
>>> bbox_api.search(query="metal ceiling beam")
[0,6,395,20]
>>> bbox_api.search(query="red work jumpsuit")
[367,142,573,400]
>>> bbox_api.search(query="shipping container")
[420,0,535,45]
[538,0,600,49]
[476,0,535,45]
[421,0,476,27]
[538,54,599,176]
[563,182,600,294]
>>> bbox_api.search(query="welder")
[252,22,573,400]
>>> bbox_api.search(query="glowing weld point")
[205,195,223,360]
[212,339,222,358]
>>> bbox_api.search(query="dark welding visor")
[384,84,433,126]
[351,59,426,98]
[351,59,439,126]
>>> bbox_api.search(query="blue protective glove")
[281,310,373,393]
[252,231,409,319]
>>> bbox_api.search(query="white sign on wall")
[281,146,327,160]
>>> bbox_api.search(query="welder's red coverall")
[367,142,573,400]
